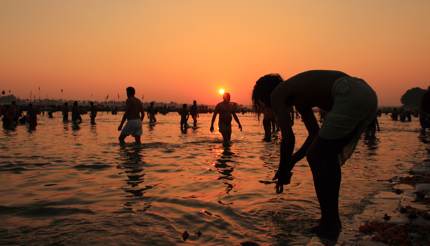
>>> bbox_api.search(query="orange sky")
[0,0,429,105]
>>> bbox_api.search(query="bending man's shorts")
[121,119,143,137]
[319,76,378,165]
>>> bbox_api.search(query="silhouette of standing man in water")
[62,102,69,122]
[190,100,199,128]
[252,70,377,239]
[147,101,157,124]
[72,101,82,124]
[27,103,37,131]
[89,101,97,125]
[118,87,145,145]
[179,104,189,133]
[210,93,242,146]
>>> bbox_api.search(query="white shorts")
[319,76,378,165]
[121,119,142,137]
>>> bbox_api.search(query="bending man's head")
[252,74,283,112]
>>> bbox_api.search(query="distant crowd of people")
[1,70,429,240]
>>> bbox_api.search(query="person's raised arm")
[289,108,319,165]
[210,106,219,132]
[118,100,129,131]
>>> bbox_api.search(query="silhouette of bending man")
[252,70,377,239]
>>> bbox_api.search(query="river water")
[0,112,428,245]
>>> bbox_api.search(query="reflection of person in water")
[210,93,242,146]
[252,70,378,239]
[118,146,149,212]
[214,146,235,195]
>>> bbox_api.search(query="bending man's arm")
[272,106,295,193]
[289,108,319,165]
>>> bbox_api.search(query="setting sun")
[218,88,225,95]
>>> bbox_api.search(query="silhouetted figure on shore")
[262,108,276,142]
[112,106,118,115]
[147,101,157,124]
[48,107,54,118]
[1,105,12,130]
[118,87,145,145]
[27,103,37,131]
[420,87,430,133]
[72,101,82,124]
[12,101,21,123]
[405,109,412,122]
[179,104,189,133]
[391,108,399,121]
[190,100,199,128]
[90,102,97,125]
[62,102,69,122]
[2,102,18,130]
[252,70,377,239]
[364,116,380,139]
[210,93,242,146]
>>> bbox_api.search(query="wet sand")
[352,135,430,246]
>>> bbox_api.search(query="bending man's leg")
[306,136,350,238]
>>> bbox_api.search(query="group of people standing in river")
[117,86,242,145]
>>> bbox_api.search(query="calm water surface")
[0,113,428,245]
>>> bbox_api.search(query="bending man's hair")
[252,73,283,112]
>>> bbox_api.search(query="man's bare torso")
[126,97,143,120]
[215,101,236,125]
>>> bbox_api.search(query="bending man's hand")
[273,169,292,194]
